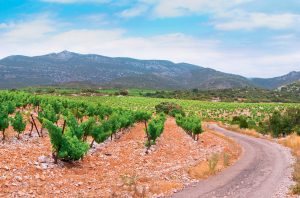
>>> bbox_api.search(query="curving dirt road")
[172,124,295,198]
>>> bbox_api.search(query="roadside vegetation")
[230,108,300,195]
[279,134,300,194]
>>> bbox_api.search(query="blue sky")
[0,0,300,77]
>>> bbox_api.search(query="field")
[67,95,300,123]
[0,91,299,197]
[0,91,241,197]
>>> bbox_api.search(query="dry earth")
[0,118,240,198]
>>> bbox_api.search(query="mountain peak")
[57,50,73,55]
[47,50,77,60]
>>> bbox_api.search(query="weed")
[208,153,219,174]
[223,152,230,167]
[121,174,137,187]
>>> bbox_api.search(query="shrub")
[43,119,89,163]
[239,118,248,129]
[265,108,300,137]
[119,90,129,96]
[0,106,9,140]
[155,102,185,116]
[11,112,26,139]
[176,114,203,141]
[231,115,249,129]
[146,113,166,148]
[296,127,300,136]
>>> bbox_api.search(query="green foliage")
[144,86,300,103]
[80,117,96,140]
[91,125,110,144]
[147,113,166,146]
[296,127,300,136]
[90,110,137,146]
[38,104,59,125]
[134,111,151,122]
[67,113,83,139]
[0,108,9,140]
[6,101,16,114]
[262,108,300,137]
[59,131,89,161]
[155,102,185,117]
[270,111,288,137]
[176,114,203,141]
[43,119,89,162]
[11,112,26,138]
[231,115,259,129]
[239,118,248,129]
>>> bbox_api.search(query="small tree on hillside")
[11,112,26,139]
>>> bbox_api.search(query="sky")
[0,0,300,77]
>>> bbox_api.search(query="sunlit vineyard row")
[67,96,300,123]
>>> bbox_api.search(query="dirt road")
[172,124,295,198]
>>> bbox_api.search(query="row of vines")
[0,91,171,164]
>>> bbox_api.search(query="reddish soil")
[0,118,240,198]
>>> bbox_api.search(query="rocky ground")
[0,118,240,198]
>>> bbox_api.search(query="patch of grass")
[121,174,138,187]
[223,152,230,167]
[188,161,210,179]
[218,122,261,138]
[279,133,300,195]
[208,153,219,174]
[292,155,300,194]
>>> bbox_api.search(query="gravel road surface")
[172,124,295,198]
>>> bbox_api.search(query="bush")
[176,114,203,141]
[296,127,300,136]
[119,90,129,96]
[265,108,300,137]
[239,118,248,129]
[231,115,249,129]
[11,112,26,139]
[146,113,166,148]
[43,119,89,163]
[155,102,185,116]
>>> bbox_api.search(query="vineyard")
[0,91,242,197]
[0,90,299,197]
[68,95,300,125]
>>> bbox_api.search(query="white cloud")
[119,5,148,18]
[0,23,11,29]
[80,14,111,25]
[0,16,299,77]
[215,11,300,30]
[1,19,56,42]
[143,0,252,18]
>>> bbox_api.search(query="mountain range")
[0,51,299,90]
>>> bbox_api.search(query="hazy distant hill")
[0,51,299,90]
[251,71,300,89]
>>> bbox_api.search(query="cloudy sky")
[0,0,299,77]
